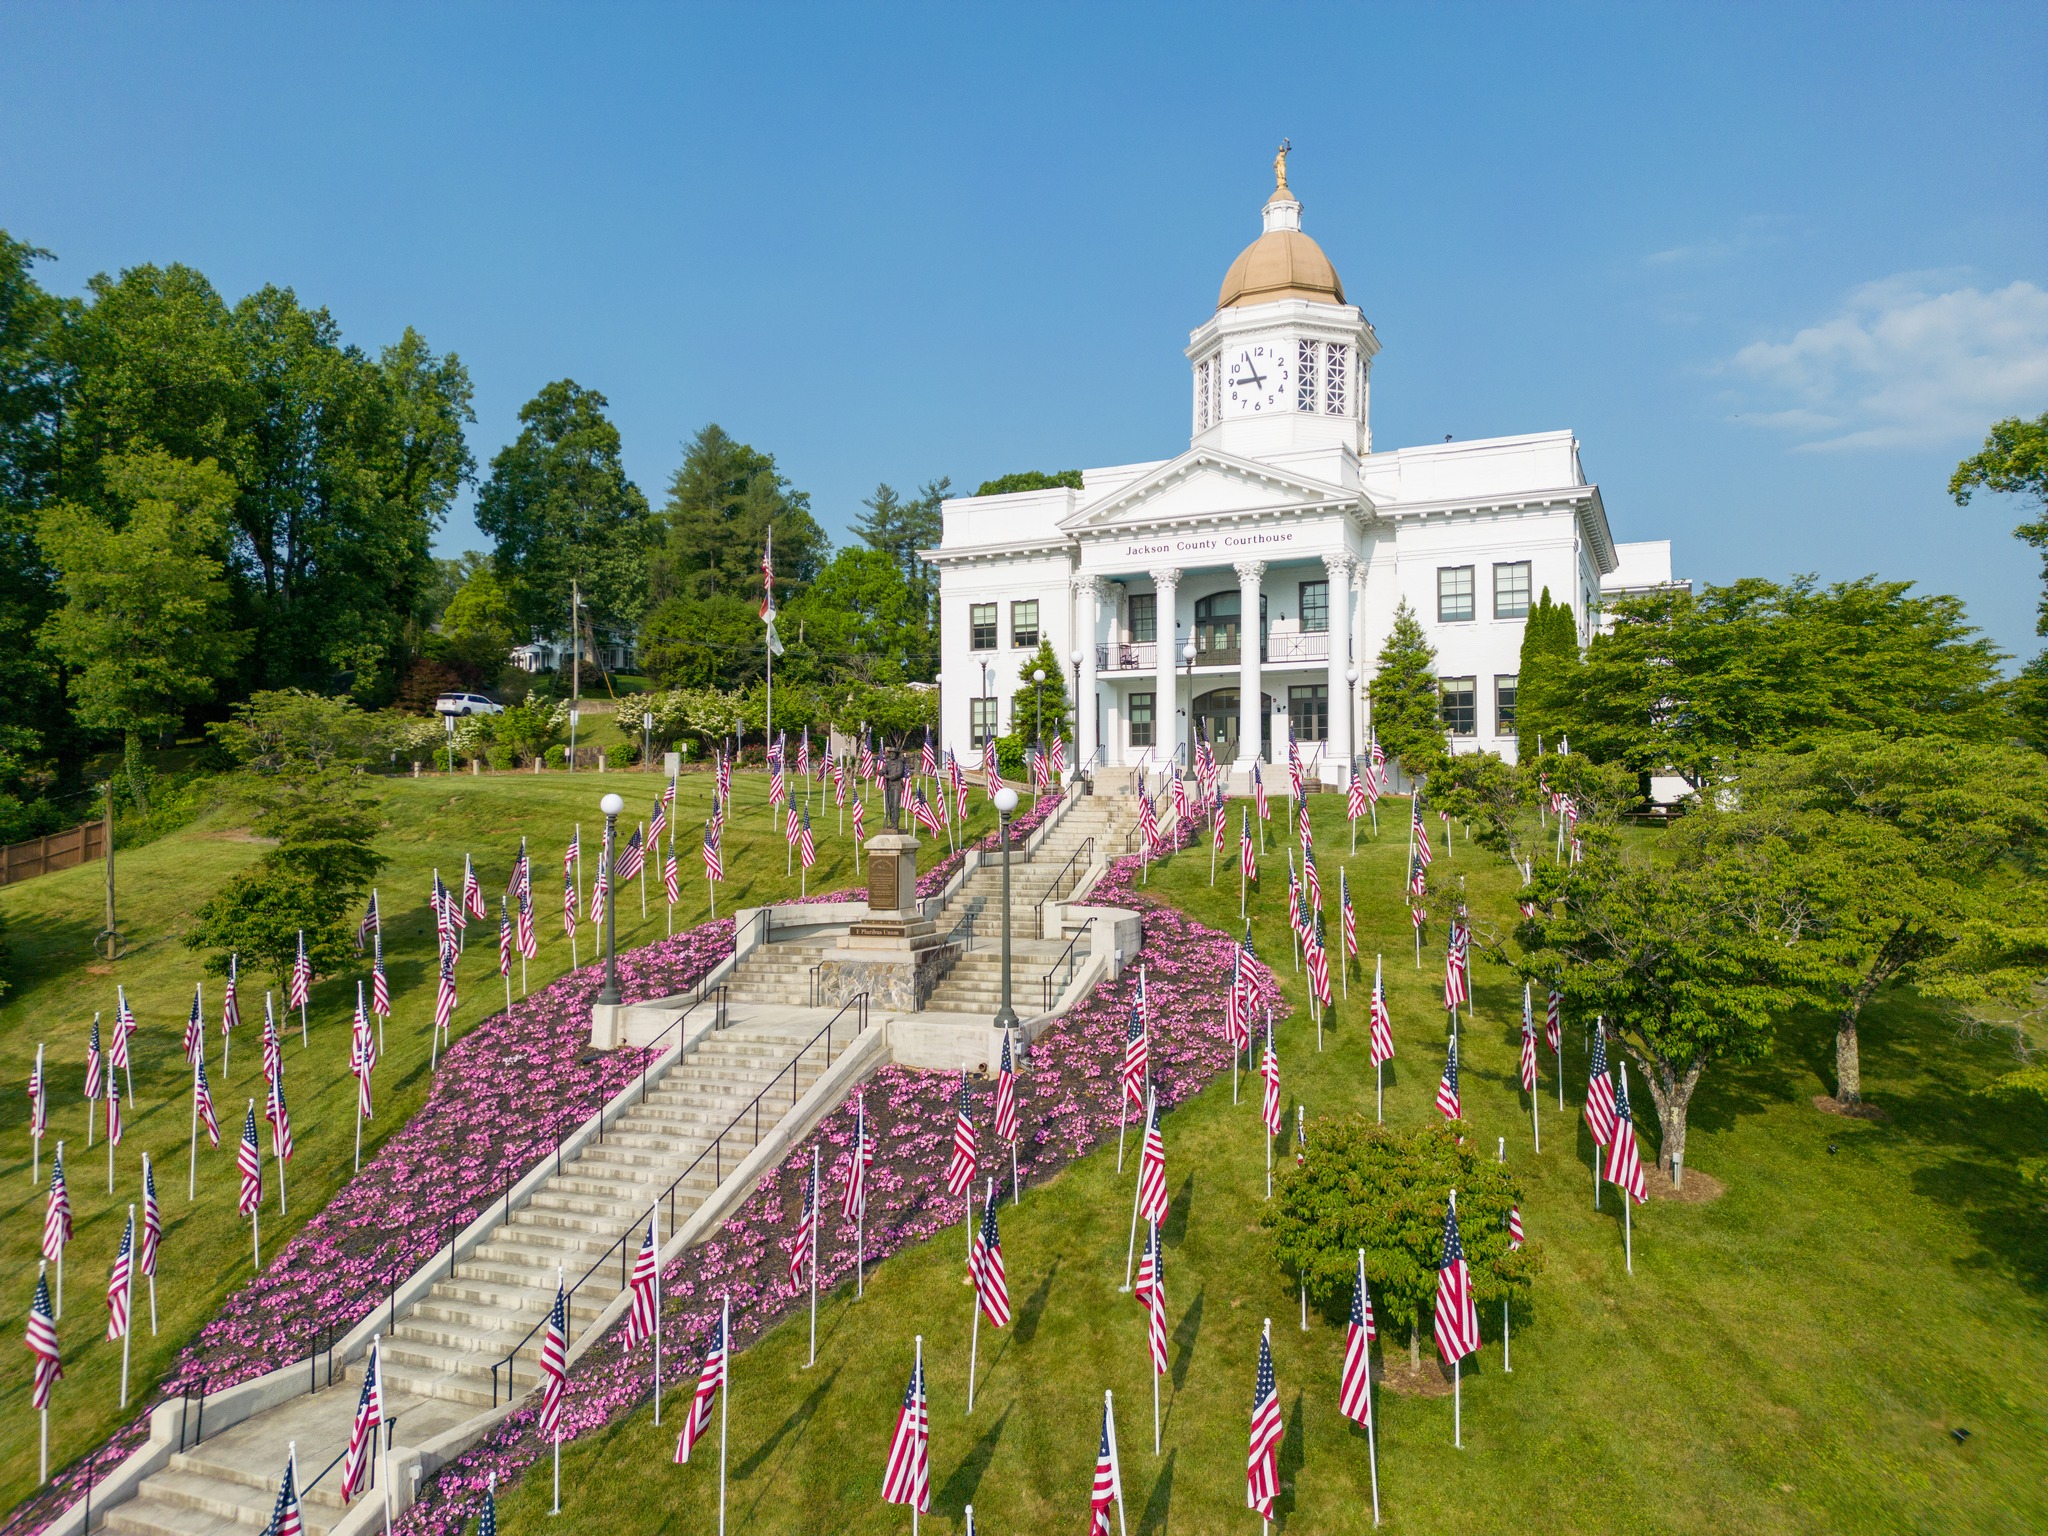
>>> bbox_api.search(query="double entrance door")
[1191,688,1273,762]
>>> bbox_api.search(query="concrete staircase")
[103,1013,860,1536]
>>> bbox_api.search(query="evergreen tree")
[1008,639,1071,747]
[653,424,829,609]
[1514,587,1580,762]
[854,477,947,621]
[1367,600,1443,778]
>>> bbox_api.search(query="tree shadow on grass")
[1135,1447,1175,1536]
[936,1403,1009,1514]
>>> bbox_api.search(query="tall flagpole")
[807,1145,819,1368]
[119,1203,134,1406]
[188,1060,199,1201]
[967,1178,985,1415]
[718,1294,731,1536]
[651,1203,663,1427]
[1360,1248,1381,1526]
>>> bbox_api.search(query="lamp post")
[1181,639,1196,766]
[1068,648,1083,768]
[993,786,1020,1028]
[1032,668,1046,761]
[597,793,625,1006]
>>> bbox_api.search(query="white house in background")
[925,150,1680,784]
[509,632,637,675]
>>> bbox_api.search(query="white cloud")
[1721,274,2048,451]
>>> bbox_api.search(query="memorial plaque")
[869,852,899,912]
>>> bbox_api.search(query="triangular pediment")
[1059,449,1357,534]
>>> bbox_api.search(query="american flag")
[498,901,512,981]
[564,828,579,879]
[1136,1222,1167,1376]
[618,827,645,883]
[993,1033,1019,1145]
[759,533,774,618]
[1252,762,1270,822]
[105,1209,132,1340]
[783,799,800,850]
[1433,1195,1481,1363]
[261,1000,281,1087]
[851,791,866,845]
[1452,917,1471,993]
[880,1344,930,1512]
[28,1043,46,1143]
[140,1155,161,1277]
[351,1011,373,1121]
[770,740,786,805]
[84,1018,102,1103]
[717,749,732,804]
[1339,1257,1376,1425]
[1408,848,1426,900]
[1212,790,1227,849]
[41,1148,70,1264]
[1303,848,1322,913]
[663,837,680,906]
[1136,1095,1168,1226]
[651,787,671,847]
[921,734,938,779]
[952,758,968,823]
[1347,769,1367,826]
[1239,806,1256,882]
[945,1072,977,1197]
[1605,1065,1649,1203]
[184,985,203,1066]
[435,945,458,1034]
[982,737,1002,795]
[113,986,137,1069]
[913,787,943,837]
[1031,745,1051,794]
[1286,857,1301,937]
[1137,789,1158,854]
[478,1474,497,1536]
[1287,735,1305,801]
[194,1057,219,1146]
[1169,768,1188,831]
[971,1183,1010,1326]
[1051,733,1066,774]
[1247,1326,1283,1519]
[1508,1204,1525,1249]
[429,878,452,946]
[799,806,816,870]
[340,1338,383,1502]
[223,954,241,1038]
[1088,1393,1122,1535]
[463,855,486,921]
[1119,1002,1147,1110]
[832,756,845,806]
[798,729,811,779]
[1585,1023,1618,1146]
[1261,1019,1282,1136]
[27,1267,61,1410]
[563,864,578,939]
[788,1161,816,1292]
[237,1104,262,1216]
[355,889,379,953]
[673,1297,727,1464]
[104,1071,121,1147]
[1520,1005,1539,1094]
[1369,957,1394,1064]
[840,1093,872,1218]
[538,1275,568,1438]
[1546,988,1562,1055]
[266,1452,304,1536]
[266,1072,293,1162]
[1225,941,1250,1051]
[626,1218,659,1345]
[1297,797,1312,850]
[1307,922,1332,1009]
[1341,871,1357,960]
[702,821,724,882]
[1412,797,1433,867]
[1443,936,1468,1013]
[289,932,312,1011]
[371,934,391,1017]
[589,851,609,924]
[1435,1035,1461,1119]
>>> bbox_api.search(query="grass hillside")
[0,765,993,1516]
[490,797,2048,1534]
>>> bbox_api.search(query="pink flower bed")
[398,857,1285,1534]
[8,928,737,1536]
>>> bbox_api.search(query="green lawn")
[492,797,2048,1534]
[0,764,989,1515]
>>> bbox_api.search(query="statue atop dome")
[1273,138,1293,200]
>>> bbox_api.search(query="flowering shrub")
[9,926,737,1536]
[397,855,1285,1534]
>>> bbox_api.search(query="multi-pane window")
[1325,343,1348,415]
[1495,675,1518,734]
[1128,593,1157,644]
[970,697,998,748]
[970,603,997,650]
[1494,561,1532,620]
[1437,567,1475,624]
[1298,579,1329,633]
[1128,692,1154,748]
[1288,683,1329,743]
[1011,600,1039,649]
[1297,340,1319,412]
[1440,676,1477,736]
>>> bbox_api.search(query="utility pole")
[570,579,581,708]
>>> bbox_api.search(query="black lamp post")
[993,785,1020,1028]
[597,792,624,1006]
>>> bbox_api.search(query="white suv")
[434,692,503,717]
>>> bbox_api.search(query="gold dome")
[1217,143,1346,309]
[1217,229,1345,308]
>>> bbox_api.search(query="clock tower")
[1187,147,1379,461]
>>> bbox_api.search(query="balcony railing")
[1265,630,1332,664]
[1096,642,1158,672]
[1095,631,1332,671]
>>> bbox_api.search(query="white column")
[1233,560,1266,775]
[1149,568,1181,769]
[1353,556,1372,750]
[1324,553,1354,786]
[1073,575,1103,770]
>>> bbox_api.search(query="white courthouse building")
[927,153,1678,786]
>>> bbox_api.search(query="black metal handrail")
[1041,916,1097,1011]
[303,1418,395,1496]
[489,992,871,1406]
[176,1376,208,1451]
[945,894,987,953]
[1032,837,1095,925]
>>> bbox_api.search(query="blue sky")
[4,3,2045,655]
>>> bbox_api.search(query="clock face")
[1224,344,1292,416]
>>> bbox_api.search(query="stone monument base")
[815,829,959,1011]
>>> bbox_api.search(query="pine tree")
[1008,639,1071,747]
[1514,587,1580,762]
[1368,600,1443,778]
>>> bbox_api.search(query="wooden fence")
[0,819,106,888]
